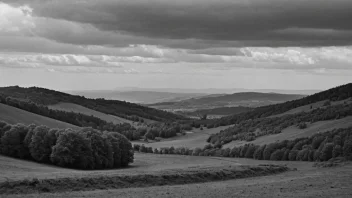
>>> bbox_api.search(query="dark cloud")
[2,0,352,48]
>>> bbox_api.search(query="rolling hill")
[69,90,207,104]
[0,103,78,129]
[0,86,187,122]
[149,92,305,113]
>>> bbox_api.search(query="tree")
[288,150,299,161]
[270,149,284,161]
[343,138,352,159]
[50,129,94,169]
[1,124,30,158]
[29,126,54,163]
[332,145,342,158]
[320,143,334,161]
[253,145,266,160]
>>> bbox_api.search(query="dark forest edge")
[0,120,133,170]
[134,127,352,162]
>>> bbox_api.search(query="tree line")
[0,120,134,169]
[207,102,352,146]
[134,127,352,162]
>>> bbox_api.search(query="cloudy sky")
[0,0,351,91]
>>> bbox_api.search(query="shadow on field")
[0,164,289,195]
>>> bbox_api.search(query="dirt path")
[4,164,352,198]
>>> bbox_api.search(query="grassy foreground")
[0,164,289,195]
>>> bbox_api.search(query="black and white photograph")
[0,0,351,197]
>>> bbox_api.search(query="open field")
[223,116,352,148]
[133,125,234,149]
[48,103,132,124]
[12,163,351,198]
[0,103,78,129]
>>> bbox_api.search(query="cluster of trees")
[207,103,352,145]
[200,83,352,128]
[0,120,134,169]
[0,86,188,122]
[135,127,352,162]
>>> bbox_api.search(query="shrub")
[296,148,309,161]
[312,136,325,149]
[263,143,277,160]
[245,144,257,158]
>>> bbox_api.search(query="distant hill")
[0,103,78,129]
[0,86,187,122]
[149,92,305,112]
[69,90,207,104]
[180,106,253,118]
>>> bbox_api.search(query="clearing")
[0,103,78,129]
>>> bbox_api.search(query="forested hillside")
[203,83,352,127]
[0,86,187,122]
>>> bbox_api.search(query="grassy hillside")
[48,103,133,125]
[0,103,78,129]
[0,86,187,122]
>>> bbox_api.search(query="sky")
[0,0,351,91]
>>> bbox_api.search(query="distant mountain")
[69,90,207,104]
[149,92,306,112]
[113,87,321,95]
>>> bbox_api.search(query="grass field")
[0,103,78,129]
[133,125,234,149]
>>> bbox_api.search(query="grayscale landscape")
[0,0,352,198]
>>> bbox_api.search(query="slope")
[0,103,78,129]
[0,86,187,122]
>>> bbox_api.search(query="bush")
[245,144,257,158]
[296,148,309,161]
[109,132,134,166]
[192,147,202,156]
[343,138,352,159]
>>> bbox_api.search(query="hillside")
[0,103,78,129]
[204,83,352,127]
[70,90,207,104]
[149,92,305,113]
[0,86,187,122]
[180,106,252,118]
